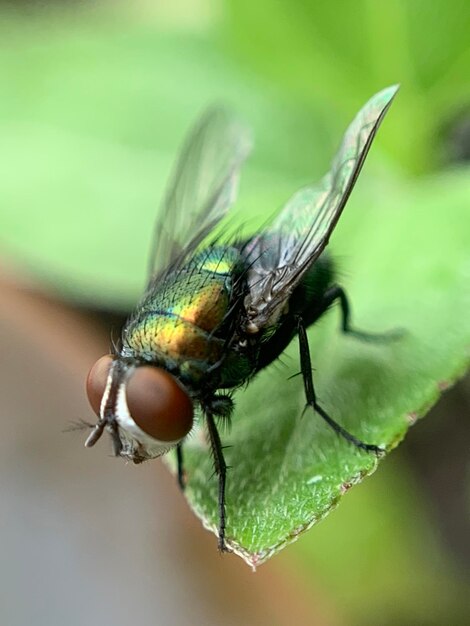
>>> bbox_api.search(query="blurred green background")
[0,1,469,625]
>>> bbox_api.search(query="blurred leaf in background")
[223,0,470,173]
[0,1,469,625]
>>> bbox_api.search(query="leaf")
[168,168,470,567]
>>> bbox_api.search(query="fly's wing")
[243,85,399,332]
[147,107,252,286]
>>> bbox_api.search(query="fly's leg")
[176,443,186,491]
[85,418,123,456]
[205,411,229,552]
[297,317,384,455]
[323,285,403,342]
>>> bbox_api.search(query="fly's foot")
[218,535,230,553]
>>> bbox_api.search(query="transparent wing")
[147,107,252,283]
[243,85,399,331]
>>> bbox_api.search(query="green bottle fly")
[86,86,400,552]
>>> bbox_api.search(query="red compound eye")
[86,356,193,443]
[126,366,194,442]
[86,354,113,416]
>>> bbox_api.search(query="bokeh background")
[0,1,469,625]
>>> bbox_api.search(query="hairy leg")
[297,316,384,455]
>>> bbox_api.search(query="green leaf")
[169,168,470,567]
[287,457,470,624]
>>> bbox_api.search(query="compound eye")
[86,355,114,416]
[126,367,194,442]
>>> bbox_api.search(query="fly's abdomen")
[123,246,240,382]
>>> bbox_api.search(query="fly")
[85,85,399,551]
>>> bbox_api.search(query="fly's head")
[85,355,194,463]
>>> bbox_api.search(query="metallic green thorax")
[121,246,244,386]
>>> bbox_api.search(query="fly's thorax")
[244,253,335,333]
[189,245,240,279]
[123,312,226,381]
[122,245,242,384]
